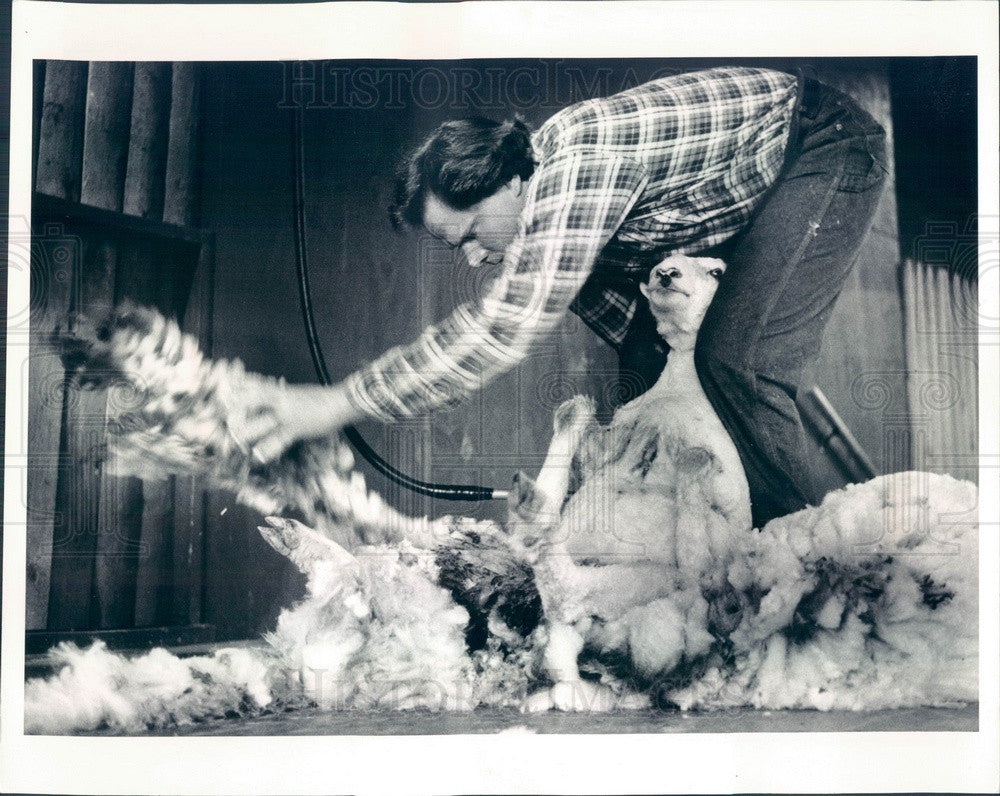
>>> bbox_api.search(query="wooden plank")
[24,623,216,656]
[171,475,206,627]
[34,191,207,247]
[25,228,78,629]
[163,63,201,227]
[94,452,145,628]
[171,239,214,626]
[46,239,117,630]
[31,60,47,190]
[77,63,148,628]
[35,60,88,201]
[94,239,158,629]
[80,62,134,212]
[133,476,175,627]
[123,62,172,220]
[115,242,176,628]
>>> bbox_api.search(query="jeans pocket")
[837,133,888,193]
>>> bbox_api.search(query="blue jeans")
[619,77,888,528]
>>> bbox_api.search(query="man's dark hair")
[390,116,536,230]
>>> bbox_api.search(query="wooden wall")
[27,61,208,635]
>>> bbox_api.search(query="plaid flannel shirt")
[345,67,799,421]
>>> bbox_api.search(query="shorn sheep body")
[25,291,978,733]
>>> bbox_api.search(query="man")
[242,66,887,528]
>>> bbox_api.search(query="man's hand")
[232,381,360,464]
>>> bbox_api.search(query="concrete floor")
[137,704,977,736]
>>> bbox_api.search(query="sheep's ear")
[509,471,546,521]
[639,281,650,300]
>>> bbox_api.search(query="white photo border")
[3,2,998,794]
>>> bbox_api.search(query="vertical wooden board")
[47,239,117,630]
[170,475,204,627]
[96,239,168,629]
[35,60,88,201]
[46,399,102,630]
[120,241,186,628]
[195,64,314,635]
[112,240,162,306]
[94,463,144,628]
[80,62,134,212]
[171,240,214,626]
[124,62,172,220]
[74,62,140,628]
[133,476,175,627]
[25,230,78,629]
[31,60,47,188]
[163,63,201,227]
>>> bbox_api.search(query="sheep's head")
[640,254,727,350]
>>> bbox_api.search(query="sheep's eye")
[667,268,681,278]
[709,268,724,280]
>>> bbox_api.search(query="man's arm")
[343,151,650,421]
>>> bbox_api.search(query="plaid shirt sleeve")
[343,151,650,421]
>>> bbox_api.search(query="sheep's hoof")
[553,395,595,435]
[552,680,618,712]
[521,688,555,713]
[522,680,622,713]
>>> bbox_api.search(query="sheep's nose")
[657,271,673,288]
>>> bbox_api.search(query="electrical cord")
[291,105,505,502]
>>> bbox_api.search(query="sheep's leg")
[507,396,594,539]
[522,621,629,713]
[515,396,629,711]
[536,396,596,517]
[509,463,591,709]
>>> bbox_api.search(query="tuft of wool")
[666,471,978,711]
[24,642,299,734]
[23,533,535,733]
[434,515,542,648]
[266,540,476,711]
[53,303,411,547]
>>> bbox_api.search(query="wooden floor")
[133,704,977,736]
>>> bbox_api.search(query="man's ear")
[506,175,524,196]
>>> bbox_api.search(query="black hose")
[290,104,503,502]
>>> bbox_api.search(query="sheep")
[504,256,977,711]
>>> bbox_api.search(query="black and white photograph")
[2,2,998,794]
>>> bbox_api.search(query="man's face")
[422,177,526,267]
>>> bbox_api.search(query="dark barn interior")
[25,57,978,670]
